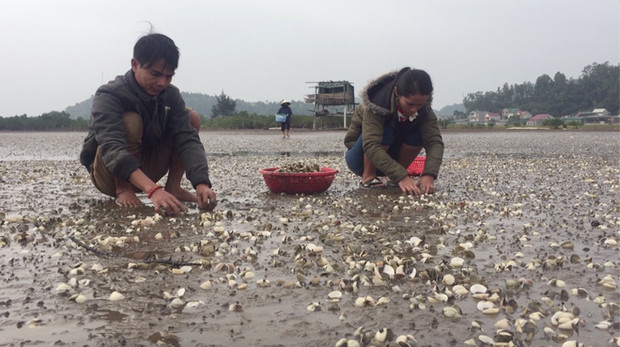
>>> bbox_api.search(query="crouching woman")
[344,67,444,195]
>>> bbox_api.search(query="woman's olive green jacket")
[344,69,444,183]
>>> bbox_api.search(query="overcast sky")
[1,0,618,117]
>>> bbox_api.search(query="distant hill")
[436,103,466,117]
[65,97,95,120]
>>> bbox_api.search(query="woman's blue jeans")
[345,121,421,177]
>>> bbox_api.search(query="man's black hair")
[133,33,179,70]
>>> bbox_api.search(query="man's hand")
[149,188,188,215]
[196,184,217,211]
[417,175,436,195]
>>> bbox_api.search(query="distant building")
[576,108,610,118]
[502,108,518,120]
[502,108,532,120]
[575,108,616,124]
[486,112,501,123]
[527,114,554,126]
[469,110,501,124]
[592,108,610,116]
[468,111,486,123]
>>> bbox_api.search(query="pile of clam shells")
[276,161,322,173]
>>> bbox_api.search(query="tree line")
[462,62,619,116]
[0,111,88,131]
[0,90,344,131]
[0,109,344,131]
[64,92,315,121]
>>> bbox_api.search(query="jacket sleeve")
[166,94,212,188]
[418,106,444,179]
[91,88,141,182]
[343,106,363,149]
[361,108,410,183]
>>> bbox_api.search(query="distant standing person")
[344,67,444,195]
[277,100,292,138]
[79,32,217,215]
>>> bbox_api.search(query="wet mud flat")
[0,130,618,347]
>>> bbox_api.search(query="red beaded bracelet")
[147,185,163,199]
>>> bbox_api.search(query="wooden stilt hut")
[305,81,355,129]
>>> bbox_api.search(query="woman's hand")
[398,175,436,195]
[398,176,422,196]
[417,175,436,194]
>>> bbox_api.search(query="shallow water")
[0,130,618,347]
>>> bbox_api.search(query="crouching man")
[80,32,216,215]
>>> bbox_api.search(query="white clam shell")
[595,321,612,330]
[548,279,566,288]
[453,285,469,297]
[443,306,461,318]
[450,257,465,267]
[376,296,391,305]
[407,236,423,246]
[328,291,343,300]
[200,280,213,290]
[374,328,389,343]
[74,294,88,304]
[256,279,271,287]
[355,296,375,307]
[494,318,511,330]
[185,301,204,309]
[175,288,186,297]
[442,274,456,285]
[55,283,72,293]
[91,263,104,272]
[470,284,487,294]
[561,341,584,347]
[477,301,495,312]
[306,302,322,312]
[109,291,125,301]
[382,265,395,278]
[170,298,185,308]
[483,307,500,315]
[478,335,494,344]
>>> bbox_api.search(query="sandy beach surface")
[0,130,618,347]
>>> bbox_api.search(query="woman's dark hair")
[395,67,433,97]
[133,33,179,70]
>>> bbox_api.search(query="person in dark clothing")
[277,100,292,138]
[344,67,444,196]
[79,33,217,215]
